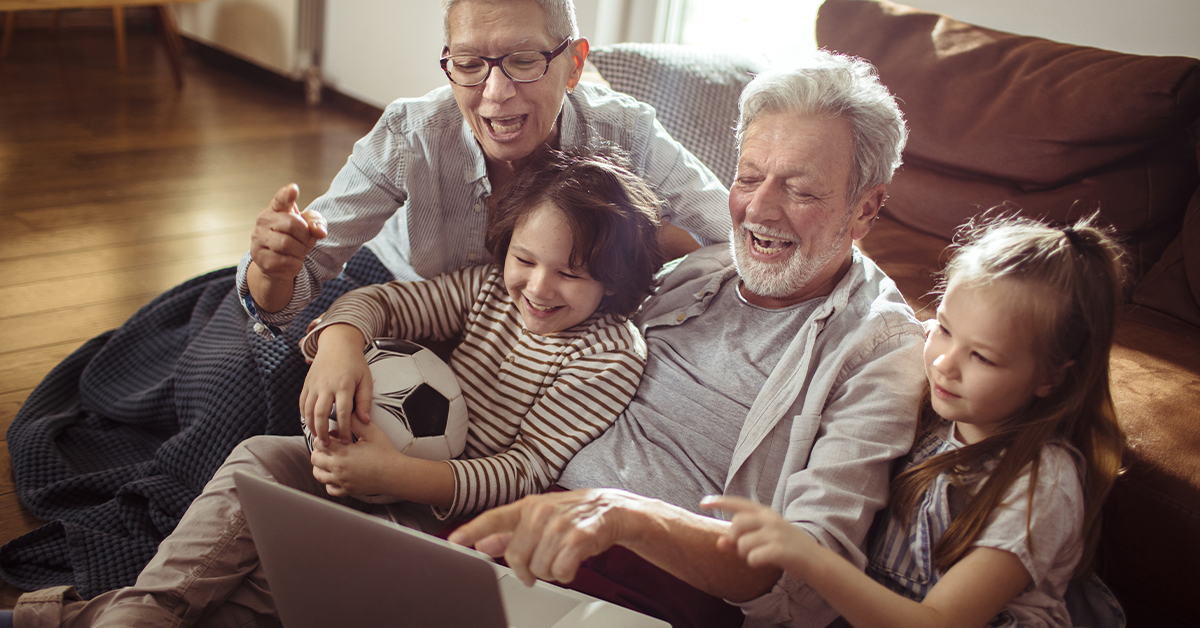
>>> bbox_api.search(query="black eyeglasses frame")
[440,38,573,87]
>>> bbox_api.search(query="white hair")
[736,50,908,202]
[442,0,579,46]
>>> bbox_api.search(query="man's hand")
[247,184,328,312]
[300,324,373,446]
[448,489,639,587]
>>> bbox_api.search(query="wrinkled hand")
[310,416,402,498]
[249,184,328,285]
[300,324,372,446]
[701,495,815,578]
[448,489,635,587]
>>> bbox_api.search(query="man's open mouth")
[749,231,795,255]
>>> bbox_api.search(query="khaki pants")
[14,435,439,628]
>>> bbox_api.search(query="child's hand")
[300,324,373,446]
[701,495,817,579]
[310,417,404,498]
[922,318,938,338]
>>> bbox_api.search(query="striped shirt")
[239,82,731,330]
[301,264,647,520]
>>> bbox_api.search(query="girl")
[7,145,665,627]
[704,214,1126,628]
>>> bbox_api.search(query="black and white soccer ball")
[303,338,468,502]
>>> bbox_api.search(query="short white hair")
[442,0,579,46]
[736,50,908,202]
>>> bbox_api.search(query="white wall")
[179,0,1199,109]
[319,0,604,109]
[910,0,1200,59]
[176,0,300,76]
[320,1,446,107]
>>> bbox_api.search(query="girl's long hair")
[891,212,1127,576]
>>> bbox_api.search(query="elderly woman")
[2,0,730,602]
[243,0,729,330]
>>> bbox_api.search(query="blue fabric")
[1,249,393,599]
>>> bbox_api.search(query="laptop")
[234,470,671,628]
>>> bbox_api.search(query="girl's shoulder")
[904,417,959,468]
[985,439,1086,548]
[1029,439,1087,504]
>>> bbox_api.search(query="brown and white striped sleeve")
[300,265,489,358]
[441,315,647,519]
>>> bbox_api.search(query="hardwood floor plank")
[0,443,18,496]
[1,135,363,205]
[0,229,248,288]
[0,251,244,320]
[0,390,33,438]
[0,343,79,397]
[0,25,381,601]
[3,199,256,262]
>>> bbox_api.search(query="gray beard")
[729,222,847,300]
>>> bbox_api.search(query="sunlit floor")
[0,24,377,607]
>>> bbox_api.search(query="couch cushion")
[1132,150,1200,327]
[589,44,766,187]
[1104,308,1200,627]
[858,215,1200,628]
[816,0,1200,278]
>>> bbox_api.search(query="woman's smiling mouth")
[487,115,527,135]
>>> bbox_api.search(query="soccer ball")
[303,338,469,503]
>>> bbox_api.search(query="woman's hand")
[247,184,328,313]
[300,324,373,446]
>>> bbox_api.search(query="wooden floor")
[0,25,377,606]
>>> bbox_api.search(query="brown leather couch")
[818,2,1200,626]
[589,1,1199,625]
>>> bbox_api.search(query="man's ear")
[567,38,590,89]
[848,183,887,241]
[1035,360,1076,398]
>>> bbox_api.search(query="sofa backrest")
[816,0,1200,288]
[588,43,766,188]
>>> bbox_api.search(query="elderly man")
[449,52,927,628]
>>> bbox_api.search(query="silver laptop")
[234,471,670,628]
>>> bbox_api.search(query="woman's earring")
[567,86,575,95]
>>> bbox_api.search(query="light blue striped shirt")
[237,82,731,329]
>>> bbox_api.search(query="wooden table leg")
[1,11,15,59]
[155,4,184,89]
[112,5,126,70]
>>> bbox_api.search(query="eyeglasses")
[440,38,572,87]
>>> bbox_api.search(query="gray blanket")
[1,250,392,598]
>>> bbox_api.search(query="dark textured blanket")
[1,250,392,598]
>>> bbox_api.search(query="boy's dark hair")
[485,145,665,319]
